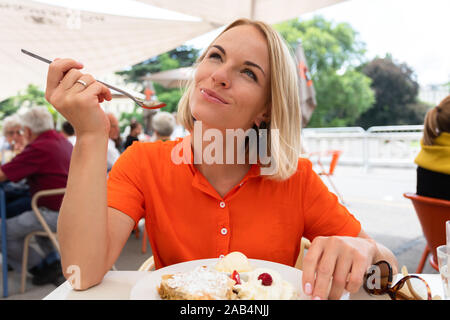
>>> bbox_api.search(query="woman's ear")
[254,103,271,127]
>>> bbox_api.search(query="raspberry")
[258,273,273,286]
[231,270,241,285]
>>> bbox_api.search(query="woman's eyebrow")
[211,44,266,77]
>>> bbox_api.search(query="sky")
[34,0,450,87]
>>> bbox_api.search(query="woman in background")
[415,95,450,200]
[123,121,142,151]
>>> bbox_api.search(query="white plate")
[129,258,308,300]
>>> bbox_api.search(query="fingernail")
[314,296,321,300]
[77,61,84,67]
[304,282,312,295]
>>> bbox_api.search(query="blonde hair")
[422,95,450,145]
[177,18,302,180]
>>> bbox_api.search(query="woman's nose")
[211,66,231,88]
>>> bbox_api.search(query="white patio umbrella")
[140,67,194,89]
[137,0,348,25]
[0,0,217,101]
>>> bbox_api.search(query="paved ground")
[0,164,439,300]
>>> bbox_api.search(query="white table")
[43,271,445,300]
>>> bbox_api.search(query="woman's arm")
[46,58,133,289]
[301,230,398,300]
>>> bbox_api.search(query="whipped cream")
[214,252,253,273]
[166,266,234,299]
[234,267,297,300]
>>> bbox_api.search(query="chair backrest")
[31,188,66,252]
[326,150,342,176]
[403,192,450,261]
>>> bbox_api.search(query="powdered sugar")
[166,266,233,299]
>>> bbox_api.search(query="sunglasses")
[363,260,432,300]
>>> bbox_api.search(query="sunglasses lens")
[392,276,430,300]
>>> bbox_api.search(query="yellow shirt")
[414,132,450,175]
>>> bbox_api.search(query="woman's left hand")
[301,235,378,300]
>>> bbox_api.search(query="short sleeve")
[107,143,145,226]
[300,159,361,241]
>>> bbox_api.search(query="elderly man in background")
[106,112,120,171]
[0,114,31,221]
[0,106,72,286]
[152,111,176,142]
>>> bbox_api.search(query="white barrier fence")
[302,125,424,170]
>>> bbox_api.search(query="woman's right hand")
[45,58,112,138]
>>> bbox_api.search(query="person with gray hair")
[0,106,73,286]
[152,111,176,141]
[1,114,26,163]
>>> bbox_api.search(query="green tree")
[0,84,61,123]
[355,56,430,128]
[274,16,375,127]
[116,45,200,113]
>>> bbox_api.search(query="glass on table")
[437,245,450,300]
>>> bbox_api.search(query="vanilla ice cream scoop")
[234,267,297,300]
[214,252,253,273]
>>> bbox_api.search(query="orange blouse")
[107,136,361,270]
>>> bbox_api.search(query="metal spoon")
[21,49,166,110]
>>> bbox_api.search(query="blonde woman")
[415,95,450,200]
[45,18,397,300]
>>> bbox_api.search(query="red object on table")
[403,193,450,273]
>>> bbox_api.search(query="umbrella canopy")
[0,0,216,101]
[137,0,348,25]
[295,41,317,127]
[140,67,194,89]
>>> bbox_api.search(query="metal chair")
[137,238,311,272]
[403,192,450,273]
[20,188,65,294]
[308,150,345,204]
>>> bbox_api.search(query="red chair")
[403,193,450,273]
[308,150,344,204]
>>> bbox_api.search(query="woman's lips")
[200,88,229,105]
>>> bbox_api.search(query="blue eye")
[242,68,257,81]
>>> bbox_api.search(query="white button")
[219,254,225,258]
[221,227,228,235]
[219,201,226,208]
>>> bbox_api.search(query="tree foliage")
[0,84,60,122]
[275,16,375,127]
[355,56,430,128]
[116,45,200,114]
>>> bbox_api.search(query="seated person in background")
[152,111,175,142]
[61,120,76,146]
[0,106,73,286]
[415,95,450,201]
[1,114,27,163]
[106,112,121,171]
[0,114,31,219]
[123,121,142,151]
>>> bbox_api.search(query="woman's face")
[189,25,271,131]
